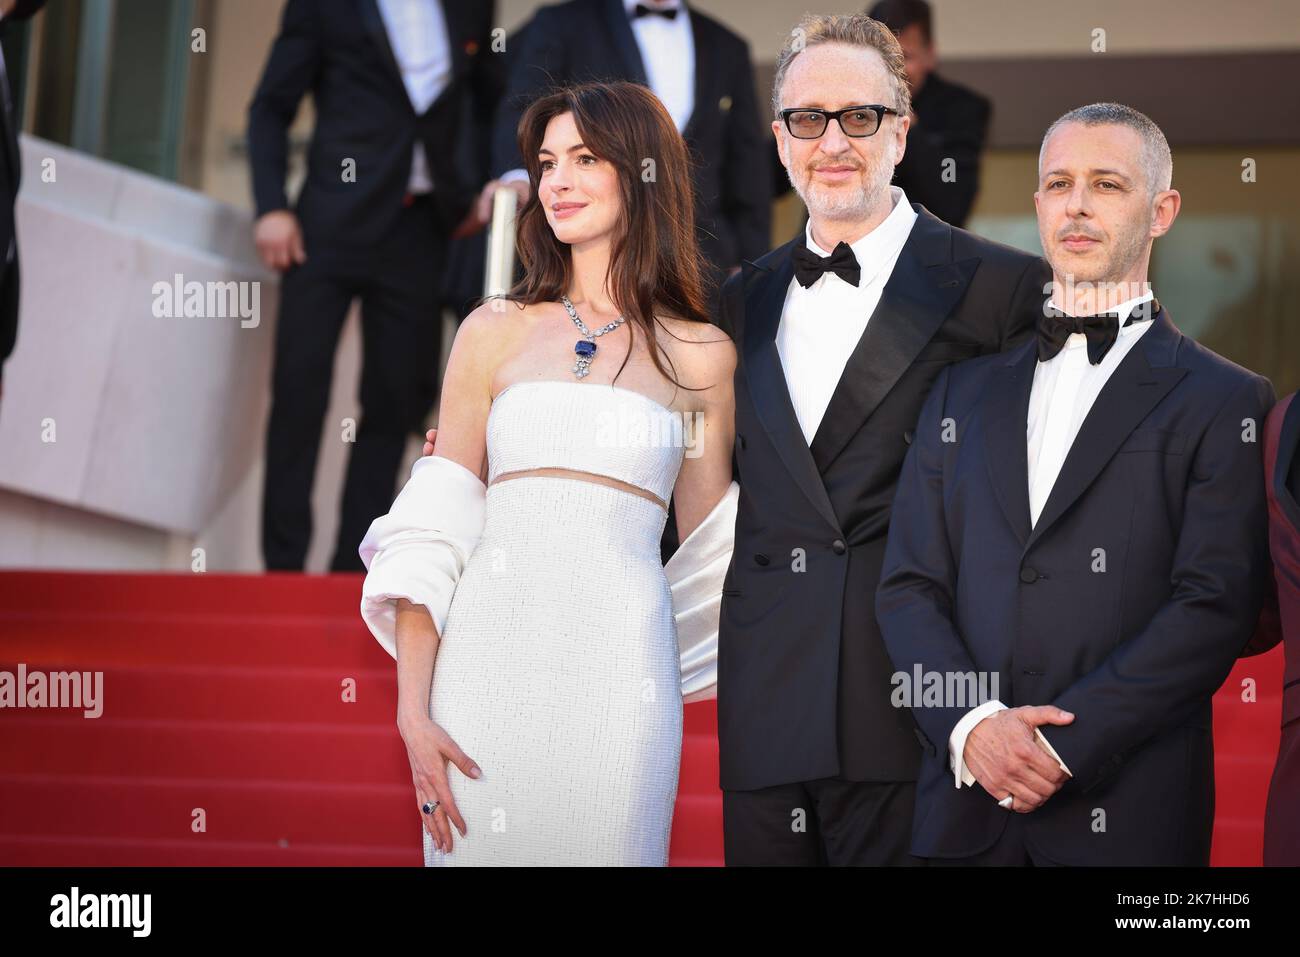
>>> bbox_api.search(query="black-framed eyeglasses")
[779,105,901,139]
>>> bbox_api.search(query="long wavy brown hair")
[502,80,714,392]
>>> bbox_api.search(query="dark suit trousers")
[262,195,446,572]
[723,777,922,865]
[925,812,1062,866]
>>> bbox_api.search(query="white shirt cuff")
[949,699,1007,788]
[1033,728,1073,778]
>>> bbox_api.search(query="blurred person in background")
[867,0,990,228]
[248,0,502,572]
[0,0,46,399]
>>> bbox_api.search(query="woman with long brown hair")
[357,81,739,865]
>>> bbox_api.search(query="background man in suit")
[876,103,1275,865]
[249,0,502,572]
[0,0,46,400]
[715,14,1049,866]
[867,0,990,228]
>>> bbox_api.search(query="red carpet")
[0,571,1281,865]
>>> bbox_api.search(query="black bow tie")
[792,241,861,288]
[1037,298,1159,365]
[632,2,679,19]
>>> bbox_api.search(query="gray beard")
[784,139,896,223]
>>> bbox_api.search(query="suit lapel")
[602,0,649,84]
[358,0,473,113]
[809,206,979,472]
[740,237,841,532]
[0,38,16,194]
[680,10,714,142]
[438,0,473,83]
[358,0,415,112]
[983,340,1039,548]
[1024,309,1187,550]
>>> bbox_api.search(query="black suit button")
[903,430,914,445]
[1019,567,1039,584]
[831,539,847,555]
[754,553,770,566]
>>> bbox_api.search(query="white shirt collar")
[1049,289,1155,324]
[803,186,917,288]
[1111,289,1156,326]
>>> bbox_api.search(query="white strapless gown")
[422,379,698,866]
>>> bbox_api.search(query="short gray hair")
[1039,103,1173,196]
[771,14,912,120]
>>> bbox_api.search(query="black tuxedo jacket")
[892,72,990,229]
[0,0,47,372]
[247,0,503,247]
[490,0,769,271]
[715,203,1050,791]
[876,309,1276,864]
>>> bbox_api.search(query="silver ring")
[421,800,440,815]
[998,795,1014,810]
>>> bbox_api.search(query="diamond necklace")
[562,295,626,379]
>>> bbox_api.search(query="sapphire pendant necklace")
[562,296,626,379]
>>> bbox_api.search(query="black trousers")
[262,196,446,572]
[723,776,923,865]
[924,812,1062,866]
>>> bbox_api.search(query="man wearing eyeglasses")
[713,13,1050,866]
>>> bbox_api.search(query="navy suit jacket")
[876,307,1275,864]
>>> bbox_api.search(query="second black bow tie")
[1037,299,1159,365]
[632,2,679,19]
[793,241,861,288]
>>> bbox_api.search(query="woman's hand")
[422,428,438,457]
[398,713,482,853]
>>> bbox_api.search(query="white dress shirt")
[376,0,452,194]
[623,0,695,133]
[501,0,695,185]
[948,289,1158,790]
[775,185,918,445]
